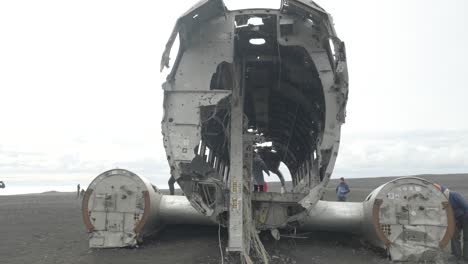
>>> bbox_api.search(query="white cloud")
[1,0,468,194]
[334,130,468,178]
[0,136,170,187]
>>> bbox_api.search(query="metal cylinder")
[82,169,212,248]
[361,177,454,261]
[302,201,363,233]
[159,195,214,225]
[82,169,163,248]
[302,177,454,261]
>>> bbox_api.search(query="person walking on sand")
[434,183,468,261]
[336,177,350,202]
[76,184,81,199]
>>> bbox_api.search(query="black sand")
[0,174,466,264]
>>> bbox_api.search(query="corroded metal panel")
[160,0,348,228]
[227,60,244,251]
[159,1,349,258]
[83,169,163,248]
[301,177,452,261]
[362,177,453,261]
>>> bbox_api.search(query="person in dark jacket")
[434,184,468,261]
[253,153,270,192]
[76,184,80,199]
[256,147,286,193]
[0,181,5,189]
[335,177,350,201]
[168,176,176,195]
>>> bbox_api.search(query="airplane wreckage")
[82,0,455,262]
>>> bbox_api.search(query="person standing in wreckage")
[253,152,270,192]
[256,147,287,194]
[335,177,350,202]
[434,183,468,261]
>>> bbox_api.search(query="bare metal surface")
[84,169,163,248]
[252,192,306,203]
[298,177,452,261]
[302,201,363,232]
[159,195,213,225]
[439,201,455,248]
[361,177,451,261]
[133,191,151,234]
[160,2,349,250]
[84,169,215,249]
[227,60,244,251]
[81,188,95,232]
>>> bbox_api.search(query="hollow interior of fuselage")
[197,13,326,192]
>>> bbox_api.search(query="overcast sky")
[1,0,467,194]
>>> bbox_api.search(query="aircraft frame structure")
[82,1,454,262]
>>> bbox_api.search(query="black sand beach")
[0,174,466,264]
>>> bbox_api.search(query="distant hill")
[41,191,60,194]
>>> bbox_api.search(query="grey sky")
[0,0,467,193]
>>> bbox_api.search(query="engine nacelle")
[82,169,211,248]
[303,177,454,261]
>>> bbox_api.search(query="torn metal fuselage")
[160,0,348,232]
